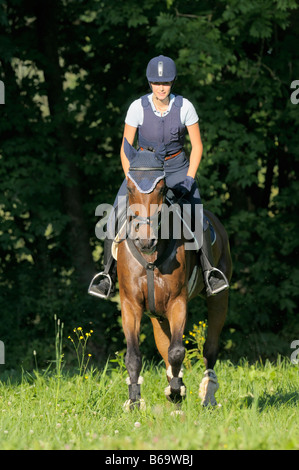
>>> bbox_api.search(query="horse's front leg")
[199,290,229,406]
[165,297,187,404]
[121,298,145,410]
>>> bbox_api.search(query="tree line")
[0,0,298,369]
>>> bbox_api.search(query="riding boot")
[199,226,229,297]
[88,239,117,299]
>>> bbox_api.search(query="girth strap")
[126,237,177,319]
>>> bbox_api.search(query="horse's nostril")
[136,237,157,253]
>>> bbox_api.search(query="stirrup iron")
[88,272,112,299]
[204,268,229,296]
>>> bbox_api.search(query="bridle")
[126,165,176,320]
[127,166,166,235]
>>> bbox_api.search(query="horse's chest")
[140,268,183,313]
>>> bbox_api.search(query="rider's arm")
[186,122,203,179]
[120,124,137,177]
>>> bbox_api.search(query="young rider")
[89,55,229,299]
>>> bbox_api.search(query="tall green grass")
[0,357,298,450]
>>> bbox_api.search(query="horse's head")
[124,139,166,253]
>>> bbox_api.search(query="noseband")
[130,211,161,233]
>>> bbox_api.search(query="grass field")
[0,356,298,451]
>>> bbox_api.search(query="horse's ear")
[124,138,137,163]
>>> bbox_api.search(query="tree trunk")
[34,0,95,286]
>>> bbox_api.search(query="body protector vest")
[138,94,186,157]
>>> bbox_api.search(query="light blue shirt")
[125,93,199,128]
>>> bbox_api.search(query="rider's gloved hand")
[173,176,195,195]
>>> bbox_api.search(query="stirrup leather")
[88,272,112,299]
[204,267,229,296]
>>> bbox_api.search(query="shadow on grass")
[240,390,299,411]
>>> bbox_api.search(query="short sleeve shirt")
[125,93,199,128]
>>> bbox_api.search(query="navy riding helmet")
[146,55,177,83]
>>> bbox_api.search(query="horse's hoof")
[164,385,186,404]
[139,398,146,410]
[123,398,146,412]
[164,375,186,403]
[123,399,132,412]
[199,369,219,406]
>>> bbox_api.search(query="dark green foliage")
[0,0,298,369]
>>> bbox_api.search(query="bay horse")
[116,143,232,409]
